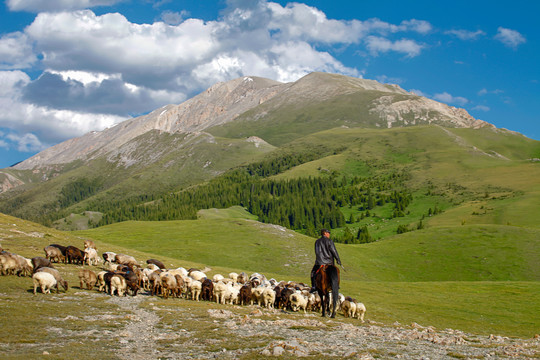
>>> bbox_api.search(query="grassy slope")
[0,131,275,224]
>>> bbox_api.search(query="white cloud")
[494,27,526,49]
[365,36,424,57]
[472,105,490,112]
[433,92,469,106]
[6,133,45,152]
[0,32,37,69]
[445,29,486,40]
[7,0,122,12]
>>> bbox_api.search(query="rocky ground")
[104,295,539,359]
[2,289,539,359]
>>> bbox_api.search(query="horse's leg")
[319,291,326,317]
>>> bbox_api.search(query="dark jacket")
[314,235,341,266]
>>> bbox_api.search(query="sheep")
[213,281,228,304]
[260,287,276,309]
[79,269,97,290]
[355,302,367,322]
[49,244,68,258]
[84,239,97,250]
[212,274,224,283]
[223,283,241,305]
[0,252,31,276]
[31,257,53,273]
[96,271,108,292]
[110,274,127,296]
[146,259,166,269]
[159,272,179,299]
[228,272,238,282]
[341,300,356,318]
[290,291,309,313]
[65,246,85,265]
[102,252,117,264]
[84,248,100,266]
[236,272,248,284]
[189,270,206,282]
[250,286,265,305]
[33,271,57,294]
[35,267,68,292]
[239,283,252,305]
[115,254,138,268]
[44,245,65,263]
[201,278,214,301]
[188,279,202,301]
[276,287,294,310]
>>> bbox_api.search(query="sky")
[0,0,538,168]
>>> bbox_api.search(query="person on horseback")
[310,228,342,293]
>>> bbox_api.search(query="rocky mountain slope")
[10,72,491,171]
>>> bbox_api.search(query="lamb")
[250,286,265,305]
[79,269,97,290]
[115,254,138,268]
[223,283,241,305]
[31,257,53,273]
[290,291,309,313]
[84,248,100,266]
[33,271,57,294]
[35,267,68,292]
[44,245,65,263]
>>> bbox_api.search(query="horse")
[314,264,340,318]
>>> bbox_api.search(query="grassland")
[1,207,538,343]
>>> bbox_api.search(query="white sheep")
[355,302,367,322]
[188,280,202,301]
[33,271,57,294]
[96,271,108,292]
[290,291,309,313]
[212,274,224,282]
[213,281,228,304]
[110,274,127,296]
[189,270,206,282]
[84,248,100,266]
[260,287,276,309]
[228,272,238,282]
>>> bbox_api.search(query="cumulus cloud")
[7,0,122,12]
[445,29,486,40]
[433,92,469,106]
[494,27,526,49]
[0,70,125,147]
[0,32,37,69]
[365,36,424,57]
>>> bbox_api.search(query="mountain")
[0,72,538,233]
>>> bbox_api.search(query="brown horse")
[314,264,340,318]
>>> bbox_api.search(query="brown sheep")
[44,246,65,263]
[79,269,97,290]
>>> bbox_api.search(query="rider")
[310,228,342,292]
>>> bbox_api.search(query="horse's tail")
[329,265,340,307]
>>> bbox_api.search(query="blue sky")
[0,0,538,168]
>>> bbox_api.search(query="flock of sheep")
[0,239,366,321]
